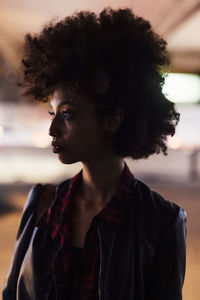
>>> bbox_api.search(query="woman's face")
[49,89,110,164]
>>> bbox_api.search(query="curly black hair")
[19,7,180,159]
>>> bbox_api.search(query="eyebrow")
[59,101,79,106]
[50,100,79,109]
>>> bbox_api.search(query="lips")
[51,141,64,153]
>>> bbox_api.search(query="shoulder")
[133,178,186,236]
[16,180,73,238]
[23,183,44,212]
[25,179,71,208]
[21,182,59,223]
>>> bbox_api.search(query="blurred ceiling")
[0,0,200,73]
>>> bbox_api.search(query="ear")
[103,109,124,136]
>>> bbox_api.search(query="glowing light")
[163,73,200,103]
[32,131,51,148]
[168,135,182,150]
[0,126,4,138]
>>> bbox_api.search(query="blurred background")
[0,0,200,299]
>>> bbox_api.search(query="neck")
[78,156,125,207]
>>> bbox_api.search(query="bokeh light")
[167,135,182,150]
[163,73,200,103]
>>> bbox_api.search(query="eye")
[62,110,72,120]
[48,111,55,119]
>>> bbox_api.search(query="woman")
[3,7,186,300]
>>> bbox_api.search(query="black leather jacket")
[2,178,187,300]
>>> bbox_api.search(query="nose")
[49,115,61,137]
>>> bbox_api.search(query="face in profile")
[49,89,111,164]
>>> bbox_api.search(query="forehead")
[50,89,90,109]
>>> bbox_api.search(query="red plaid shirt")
[42,162,135,300]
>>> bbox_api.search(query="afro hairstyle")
[19,7,180,159]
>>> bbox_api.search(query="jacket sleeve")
[148,207,187,300]
[2,184,43,299]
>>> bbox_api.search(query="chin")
[58,153,79,165]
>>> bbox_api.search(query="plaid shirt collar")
[58,162,135,222]
[44,161,136,245]
[92,161,136,227]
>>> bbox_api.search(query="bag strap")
[35,184,57,224]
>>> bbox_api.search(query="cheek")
[63,119,106,150]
